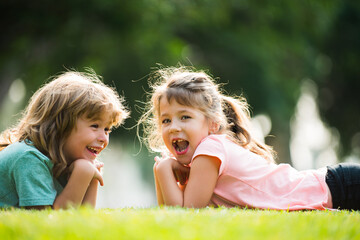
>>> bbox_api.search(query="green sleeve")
[13,150,57,207]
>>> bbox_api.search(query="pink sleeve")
[192,136,227,175]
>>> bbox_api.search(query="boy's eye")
[91,124,99,128]
[105,127,112,133]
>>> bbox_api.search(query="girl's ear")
[208,120,220,134]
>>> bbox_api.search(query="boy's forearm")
[53,161,95,209]
[82,179,100,207]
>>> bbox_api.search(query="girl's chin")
[176,156,191,166]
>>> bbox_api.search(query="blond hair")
[0,70,129,177]
[139,66,275,162]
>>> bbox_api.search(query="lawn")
[0,207,359,239]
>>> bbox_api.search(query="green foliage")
[0,0,359,161]
[0,207,359,239]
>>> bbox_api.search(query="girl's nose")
[169,120,181,133]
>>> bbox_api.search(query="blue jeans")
[326,163,360,211]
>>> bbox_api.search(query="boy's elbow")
[52,197,66,210]
[52,201,61,210]
[52,196,74,210]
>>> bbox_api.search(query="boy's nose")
[98,131,109,144]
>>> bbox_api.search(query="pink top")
[192,134,332,210]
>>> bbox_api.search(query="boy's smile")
[63,112,112,163]
[159,97,212,166]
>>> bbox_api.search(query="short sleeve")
[12,150,57,207]
[192,135,227,175]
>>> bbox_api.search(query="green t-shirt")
[0,141,65,208]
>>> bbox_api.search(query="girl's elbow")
[163,199,183,207]
[183,200,208,209]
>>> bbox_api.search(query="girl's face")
[159,97,212,166]
[63,112,112,163]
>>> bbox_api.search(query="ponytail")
[221,96,276,163]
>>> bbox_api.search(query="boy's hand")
[71,159,104,186]
[93,159,104,173]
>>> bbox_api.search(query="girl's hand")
[172,162,190,186]
[155,155,190,186]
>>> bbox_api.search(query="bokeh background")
[1,0,359,208]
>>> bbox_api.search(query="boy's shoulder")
[0,141,52,169]
[2,141,43,156]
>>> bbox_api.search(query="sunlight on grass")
[1,207,360,239]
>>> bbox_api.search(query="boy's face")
[63,112,112,163]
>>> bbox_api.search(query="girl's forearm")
[153,163,165,206]
[156,160,184,206]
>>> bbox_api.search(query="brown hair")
[0,70,129,177]
[139,66,275,162]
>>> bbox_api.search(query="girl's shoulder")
[201,134,246,150]
[197,134,250,158]
[201,134,228,142]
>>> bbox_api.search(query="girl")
[140,66,360,211]
[0,70,129,209]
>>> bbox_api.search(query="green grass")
[1,207,359,239]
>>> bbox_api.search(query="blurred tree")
[0,0,358,167]
[317,1,360,158]
[153,0,341,163]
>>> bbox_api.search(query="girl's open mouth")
[172,139,189,155]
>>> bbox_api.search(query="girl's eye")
[181,115,191,120]
[105,127,112,133]
[91,124,99,128]
[162,119,170,124]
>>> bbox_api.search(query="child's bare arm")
[156,158,184,206]
[153,160,165,206]
[81,160,104,207]
[183,156,220,208]
[81,179,100,207]
[52,159,103,209]
[156,155,219,208]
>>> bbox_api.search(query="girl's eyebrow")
[178,109,193,114]
[160,112,169,118]
[160,109,191,117]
